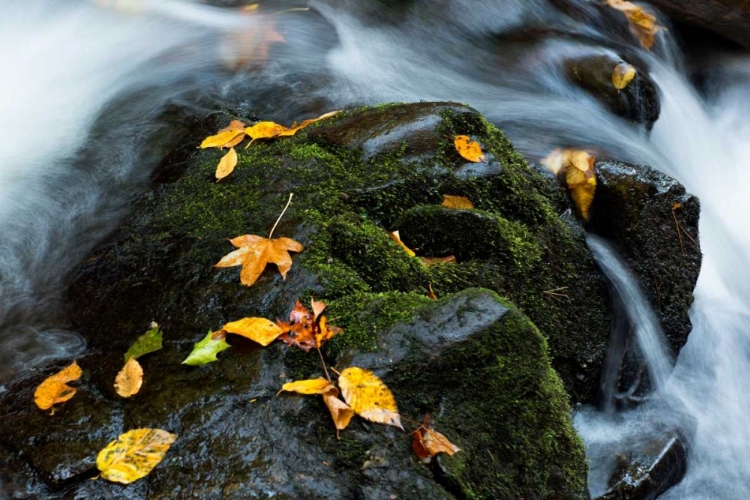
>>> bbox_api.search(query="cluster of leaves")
[201,111,339,180]
[541,149,597,220]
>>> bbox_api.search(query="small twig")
[672,204,685,256]
[680,225,698,246]
[543,286,570,300]
[316,347,331,382]
[268,193,294,239]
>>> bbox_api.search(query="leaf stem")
[316,347,331,382]
[268,193,294,239]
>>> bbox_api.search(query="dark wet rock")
[590,161,701,354]
[0,290,587,500]
[648,0,750,49]
[598,435,687,500]
[0,102,699,498]
[564,54,660,129]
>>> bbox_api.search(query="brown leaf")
[606,0,663,49]
[427,284,438,300]
[114,357,143,398]
[412,414,461,462]
[388,230,416,258]
[323,387,354,437]
[315,316,343,349]
[223,317,284,346]
[215,235,303,287]
[277,299,343,352]
[215,147,238,181]
[34,361,82,413]
[338,367,403,430]
[454,135,486,163]
[441,195,474,209]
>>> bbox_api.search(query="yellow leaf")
[245,121,290,141]
[224,317,283,346]
[96,429,177,484]
[338,367,403,430]
[606,0,663,49]
[441,195,474,210]
[215,235,304,287]
[278,377,335,396]
[34,361,82,412]
[114,357,143,398]
[215,147,238,181]
[541,149,597,221]
[420,256,457,267]
[454,135,486,163]
[612,63,636,91]
[388,230,416,258]
[200,129,245,149]
[323,387,354,436]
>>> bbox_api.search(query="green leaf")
[124,323,164,363]
[182,331,230,366]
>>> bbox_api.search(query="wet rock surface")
[648,0,750,49]
[0,102,700,498]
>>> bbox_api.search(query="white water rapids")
[2,0,750,497]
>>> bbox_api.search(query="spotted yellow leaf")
[96,429,177,484]
[338,367,403,430]
[33,361,82,413]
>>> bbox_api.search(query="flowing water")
[3,0,750,497]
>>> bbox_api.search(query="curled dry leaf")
[34,361,82,413]
[454,135,486,163]
[182,330,230,366]
[124,322,163,363]
[541,149,597,220]
[612,62,637,91]
[441,195,474,210]
[338,367,403,430]
[215,235,303,287]
[606,0,663,49]
[224,317,283,346]
[388,230,416,258]
[277,299,343,352]
[215,147,238,181]
[114,357,143,398]
[412,414,460,462]
[96,429,177,484]
[323,387,355,437]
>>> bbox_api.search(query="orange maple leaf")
[215,234,303,287]
[277,298,342,352]
[412,413,461,462]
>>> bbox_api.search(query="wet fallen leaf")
[278,377,335,396]
[215,234,303,287]
[606,0,663,49]
[454,135,486,163]
[215,147,239,181]
[316,316,343,349]
[124,322,163,363]
[96,429,177,484]
[182,330,230,366]
[33,361,82,413]
[224,317,283,346]
[420,255,457,267]
[612,62,636,91]
[245,111,339,144]
[427,284,438,300]
[388,230,416,258]
[338,367,403,430]
[323,387,354,436]
[114,357,143,398]
[541,148,597,220]
[200,129,245,149]
[412,414,460,462]
[441,195,474,209]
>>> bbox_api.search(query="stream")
[2,0,750,498]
